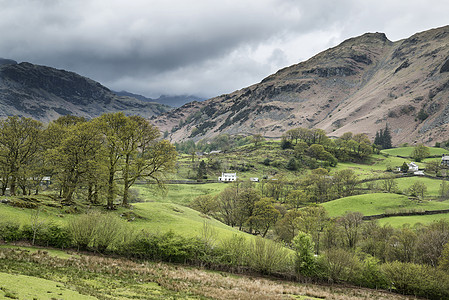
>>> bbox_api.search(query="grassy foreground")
[0,246,415,300]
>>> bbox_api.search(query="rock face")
[0,62,171,122]
[154,25,449,146]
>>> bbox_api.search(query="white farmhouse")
[408,162,419,172]
[442,154,449,167]
[218,172,237,182]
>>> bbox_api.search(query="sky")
[1,0,448,99]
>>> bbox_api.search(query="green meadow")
[322,193,449,218]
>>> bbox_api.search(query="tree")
[374,125,392,149]
[190,194,218,215]
[303,168,332,203]
[286,189,309,209]
[275,210,302,243]
[236,188,261,233]
[408,181,427,198]
[401,161,409,173]
[411,144,430,162]
[217,187,238,226]
[252,134,264,147]
[0,116,43,196]
[439,180,449,200]
[286,157,298,171]
[332,169,359,198]
[292,231,317,277]
[248,197,280,237]
[50,121,104,203]
[339,212,364,249]
[97,112,132,209]
[197,160,207,180]
[379,174,398,193]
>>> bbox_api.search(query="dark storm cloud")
[0,0,448,98]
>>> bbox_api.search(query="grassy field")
[0,272,97,300]
[128,201,250,240]
[134,182,228,206]
[322,193,449,217]
[0,246,413,300]
[381,146,447,157]
[378,213,449,227]
[394,176,443,198]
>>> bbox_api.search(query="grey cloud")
[0,0,448,98]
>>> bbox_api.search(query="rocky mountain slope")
[0,60,171,122]
[114,90,205,107]
[154,25,449,146]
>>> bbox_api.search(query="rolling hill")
[154,25,449,146]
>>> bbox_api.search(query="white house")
[250,177,259,182]
[408,162,419,172]
[218,172,237,182]
[442,155,449,167]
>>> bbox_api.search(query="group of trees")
[374,125,392,150]
[281,128,375,169]
[0,114,176,207]
[191,168,360,238]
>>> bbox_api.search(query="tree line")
[0,114,176,208]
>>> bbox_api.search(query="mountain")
[154,25,449,146]
[114,90,205,107]
[0,60,172,122]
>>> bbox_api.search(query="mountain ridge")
[0,61,172,122]
[153,25,449,146]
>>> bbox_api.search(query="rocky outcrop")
[155,25,449,146]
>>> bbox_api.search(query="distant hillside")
[0,60,172,122]
[154,25,449,146]
[114,90,205,107]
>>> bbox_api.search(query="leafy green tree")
[303,168,332,203]
[275,210,302,243]
[401,161,409,173]
[97,112,132,209]
[411,144,430,162]
[217,187,238,227]
[50,121,104,203]
[286,157,298,171]
[190,194,218,216]
[0,116,43,196]
[295,206,329,254]
[248,197,280,237]
[408,181,427,198]
[332,169,359,198]
[292,231,317,277]
[374,125,392,149]
[252,134,264,147]
[286,189,309,209]
[338,212,364,249]
[197,160,207,180]
[236,188,261,233]
[378,174,398,193]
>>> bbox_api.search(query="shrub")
[382,261,449,299]
[219,234,249,267]
[68,212,100,250]
[248,236,292,274]
[0,221,22,242]
[292,231,317,277]
[93,213,126,253]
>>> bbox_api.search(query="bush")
[219,234,249,267]
[292,232,317,277]
[68,212,100,250]
[0,221,22,242]
[248,236,292,274]
[382,261,449,299]
[118,230,211,264]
